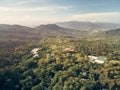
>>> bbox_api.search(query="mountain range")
[0,21,120,41]
[56,21,120,31]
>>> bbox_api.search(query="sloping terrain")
[35,24,83,38]
[0,24,41,41]
[0,24,83,40]
[105,29,120,36]
[56,21,120,31]
[0,23,120,42]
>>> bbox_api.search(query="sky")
[0,0,120,26]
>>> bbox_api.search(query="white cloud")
[0,6,53,12]
[0,6,72,12]
[16,0,50,5]
[0,14,72,26]
[0,5,72,26]
[71,12,120,23]
[0,12,120,26]
[0,15,66,26]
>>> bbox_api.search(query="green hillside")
[106,29,120,36]
[0,38,120,90]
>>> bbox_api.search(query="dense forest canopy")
[0,37,120,90]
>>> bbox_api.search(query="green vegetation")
[0,38,120,90]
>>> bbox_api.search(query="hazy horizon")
[1,20,120,28]
[0,0,120,26]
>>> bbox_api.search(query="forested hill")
[35,24,83,38]
[0,23,120,42]
[105,29,120,36]
[0,24,41,41]
[0,38,120,90]
[56,21,120,31]
[0,24,83,40]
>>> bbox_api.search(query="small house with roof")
[63,45,75,52]
[31,48,40,57]
[88,55,107,64]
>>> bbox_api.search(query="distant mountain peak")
[36,24,61,29]
[56,21,120,31]
[40,24,58,27]
[105,29,120,36]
